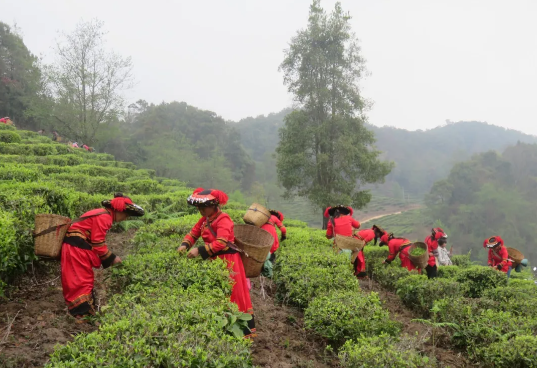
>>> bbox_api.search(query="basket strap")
[33,211,110,238]
[248,206,271,219]
[400,243,413,252]
[206,222,265,263]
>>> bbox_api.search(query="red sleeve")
[90,214,115,267]
[351,219,361,229]
[488,249,493,266]
[273,216,287,236]
[498,246,509,266]
[198,215,233,259]
[183,217,205,248]
[326,220,334,239]
[386,240,398,261]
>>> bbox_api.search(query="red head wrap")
[433,227,446,240]
[210,190,228,206]
[110,196,133,212]
[484,235,504,248]
[324,207,331,218]
[380,232,391,245]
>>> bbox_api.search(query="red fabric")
[488,245,512,273]
[325,216,360,239]
[354,250,366,275]
[425,235,438,267]
[61,209,113,307]
[386,238,417,272]
[356,229,375,243]
[0,118,6,123]
[270,215,287,237]
[433,228,446,240]
[261,221,279,254]
[182,212,253,315]
[110,197,133,212]
[484,235,504,248]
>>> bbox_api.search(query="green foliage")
[475,335,537,368]
[437,265,462,279]
[276,1,393,215]
[455,266,507,298]
[339,334,434,368]
[0,131,21,143]
[451,252,472,267]
[374,265,416,291]
[395,275,462,316]
[0,211,20,294]
[304,290,401,343]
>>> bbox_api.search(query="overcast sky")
[3,0,537,134]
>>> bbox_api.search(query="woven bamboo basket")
[243,203,271,227]
[234,224,273,278]
[507,247,524,265]
[34,214,70,259]
[335,234,365,251]
[407,242,429,269]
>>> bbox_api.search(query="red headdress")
[484,236,504,249]
[324,205,353,218]
[102,193,144,216]
[187,188,228,207]
[380,232,392,245]
[269,209,284,222]
[432,227,447,240]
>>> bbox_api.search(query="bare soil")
[357,203,423,224]
[360,279,471,368]
[250,277,337,368]
[0,230,135,368]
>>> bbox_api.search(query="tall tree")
[42,20,133,145]
[0,22,41,123]
[276,1,393,227]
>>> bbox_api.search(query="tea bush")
[475,335,537,368]
[455,266,507,298]
[451,252,472,268]
[395,275,462,316]
[304,290,401,343]
[0,131,21,143]
[339,334,435,368]
[374,264,415,291]
[436,265,462,279]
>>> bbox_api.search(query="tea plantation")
[1,124,537,367]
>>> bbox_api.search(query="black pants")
[269,252,276,264]
[425,264,437,279]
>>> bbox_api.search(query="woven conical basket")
[34,214,70,259]
[243,203,271,227]
[335,234,365,251]
[234,224,273,278]
[407,242,429,269]
[507,247,524,265]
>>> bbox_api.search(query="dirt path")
[250,277,337,368]
[0,230,135,368]
[358,203,423,224]
[359,279,470,368]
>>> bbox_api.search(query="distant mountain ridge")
[235,110,537,197]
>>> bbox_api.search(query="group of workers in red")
[324,204,514,278]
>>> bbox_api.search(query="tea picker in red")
[424,227,448,279]
[265,209,287,263]
[178,188,256,338]
[483,236,512,274]
[61,193,144,318]
[381,231,418,272]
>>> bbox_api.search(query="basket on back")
[243,203,271,227]
[407,242,429,269]
[234,224,273,278]
[335,234,365,252]
[34,214,70,259]
[507,247,524,265]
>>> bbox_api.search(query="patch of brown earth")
[250,277,337,368]
[360,279,471,368]
[0,230,135,368]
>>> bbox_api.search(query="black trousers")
[425,264,437,279]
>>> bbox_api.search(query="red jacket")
[64,208,115,264]
[386,238,416,271]
[270,215,286,237]
[424,235,440,267]
[488,245,512,273]
[356,229,375,243]
[183,211,235,260]
[326,216,360,238]
[261,221,279,254]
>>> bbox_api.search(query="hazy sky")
[3,0,537,134]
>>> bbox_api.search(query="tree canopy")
[276,1,393,225]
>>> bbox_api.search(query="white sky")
[3,0,537,134]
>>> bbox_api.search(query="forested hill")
[426,142,537,263]
[235,113,537,197]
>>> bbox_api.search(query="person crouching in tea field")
[266,209,287,263]
[61,193,144,318]
[381,232,418,272]
[424,227,448,279]
[484,236,512,274]
[346,224,386,278]
[177,188,256,338]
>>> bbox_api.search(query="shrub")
[437,265,461,279]
[455,266,507,298]
[482,286,537,317]
[0,131,21,143]
[475,335,537,368]
[339,334,435,368]
[0,211,20,295]
[396,275,462,316]
[364,245,389,277]
[305,290,401,343]
[451,252,472,267]
[374,264,415,291]
[0,165,41,182]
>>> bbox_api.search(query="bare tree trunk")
[322,216,328,230]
